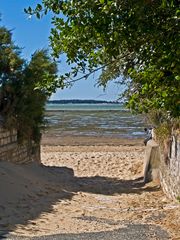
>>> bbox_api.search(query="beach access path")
[0,137,179,239]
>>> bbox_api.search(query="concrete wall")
[0,127,40,164]
[160,134,180,200]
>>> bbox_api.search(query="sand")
[0,136,179,239]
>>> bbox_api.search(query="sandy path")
[0,143,180,239]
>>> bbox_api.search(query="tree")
[0,24,58,142]
[15,50,59,142]
[0,26,24,117]
[27,0,180,117]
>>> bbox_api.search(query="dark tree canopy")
[0,25,58,142]
[27,0,180,117]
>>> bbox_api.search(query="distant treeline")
[48,99,121,104]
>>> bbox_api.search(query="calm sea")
[45,103,146,139]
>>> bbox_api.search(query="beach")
[0,135,180,239]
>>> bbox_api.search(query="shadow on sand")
[0,161,160,238]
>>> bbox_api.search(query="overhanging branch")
[63,53,130,86]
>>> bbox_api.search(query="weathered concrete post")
[143,140,161,183]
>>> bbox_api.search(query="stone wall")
[0,127,40,164]
[159,134,180,200]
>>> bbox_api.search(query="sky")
[0,0,124,101]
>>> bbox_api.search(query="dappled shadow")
[0,161,160,237]
[0,162,74,238]
[73,176,160,195]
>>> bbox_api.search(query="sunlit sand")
[0,136,179,238]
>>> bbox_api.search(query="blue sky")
[0,0,123,101]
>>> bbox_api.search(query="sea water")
[45,103,146,138]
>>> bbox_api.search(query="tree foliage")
[27,0,180,117]
[0,25,58,142]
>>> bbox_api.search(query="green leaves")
[36,12,41,19]
[161,0,175,8]
[16,50,58,142]
[0,24,59,142]
[99,0,104,4]
[36,4,43,11]
[26,0,180,117]
[24,3,47,19]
